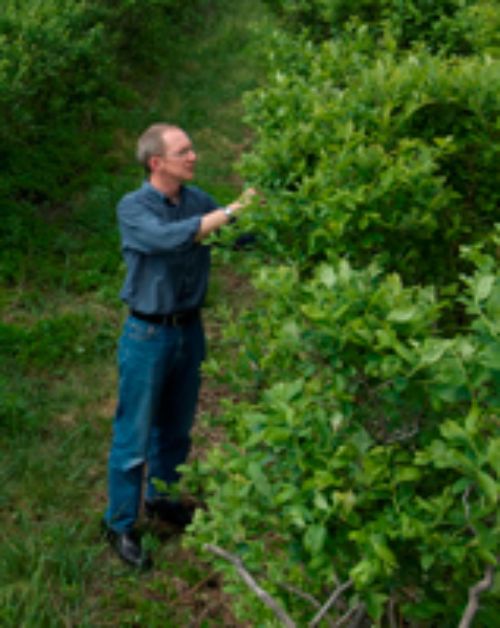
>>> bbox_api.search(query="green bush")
[0,0,204,204]
[0,0,115,202]
[262,0,500,54]
[185,4,499,623]
[186,240,499,626]
[237,30,499,290]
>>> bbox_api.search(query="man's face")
[156,128,197,183]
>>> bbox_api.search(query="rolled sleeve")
[118,200,201,254]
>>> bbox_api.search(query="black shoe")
[101,521,152,570]
[145,499,195,528]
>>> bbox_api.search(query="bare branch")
[278,584,337,628]
[204,544,296,628]
[462,484,478,536]
[459,564,496,628]
[279,583,322,610]
[351,604,367,628]
[309,579,354,627]
[332,602,365,628]
[388,593,397,628]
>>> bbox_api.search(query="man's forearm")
[195,208,233,241]
[195,188,256,242]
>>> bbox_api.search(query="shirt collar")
[142,180,185,206]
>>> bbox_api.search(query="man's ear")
[149,155,162,172]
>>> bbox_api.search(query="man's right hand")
[227,187,258,215]
[196,188,259,242]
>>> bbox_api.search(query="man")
[102,123,255,569]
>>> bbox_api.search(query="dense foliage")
[185,1,500,625]
[263,0,500,54]
[238,30,499,291]
[188,240,499,625]
[0,0,198,205]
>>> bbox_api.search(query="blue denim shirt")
[117,181,218,314]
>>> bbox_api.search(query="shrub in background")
[0,0,196,205]
[237,30,499,290]
[262,0,500,54]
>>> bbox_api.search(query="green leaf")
[303,524,326,554]
[313,492,330,512]
[363,591,388,620]
[418,339,450,366]
[350,558,378,588]
[440,420,469,443]
[264,379,304,404]
[318,264,336,288]
[394,466,421,483]
[421,553,435,571]
[475,470,498,504]
[287,504,308,529]
[464,404,480,436]
[479,342,500,370]
[275,484,297,505]
[372,535,397,570]
[247,461,271,498]
[475,274,495,302]
[301,304,325,321]
[387,306,417,323]
[333,490,356,513]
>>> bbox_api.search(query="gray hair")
[136,123,179,173]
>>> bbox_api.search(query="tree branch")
[351,604,367,628]
[388,592,397,628]
[333,602,365,628]
[204,544,296,628]
[279,582,322,610]
[309,579,354,627]
[458,564,496,628]
[278,584,337,628]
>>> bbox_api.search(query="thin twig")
[333,602,365,627]
[204,544,296,628]
[279,583,322,610]
[351,604,367,628]
[458,564,496,628]
[388,593,397,628]
[278,583,336,627]
[309,579,354,627]
[462,484,478,536]
[179,571,219,603]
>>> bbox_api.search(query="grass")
[0,1,273,624]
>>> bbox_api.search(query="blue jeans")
[104,314,205,533]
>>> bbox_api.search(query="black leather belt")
[130,309,200,327]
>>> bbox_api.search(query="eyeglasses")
[163,146,196,159]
